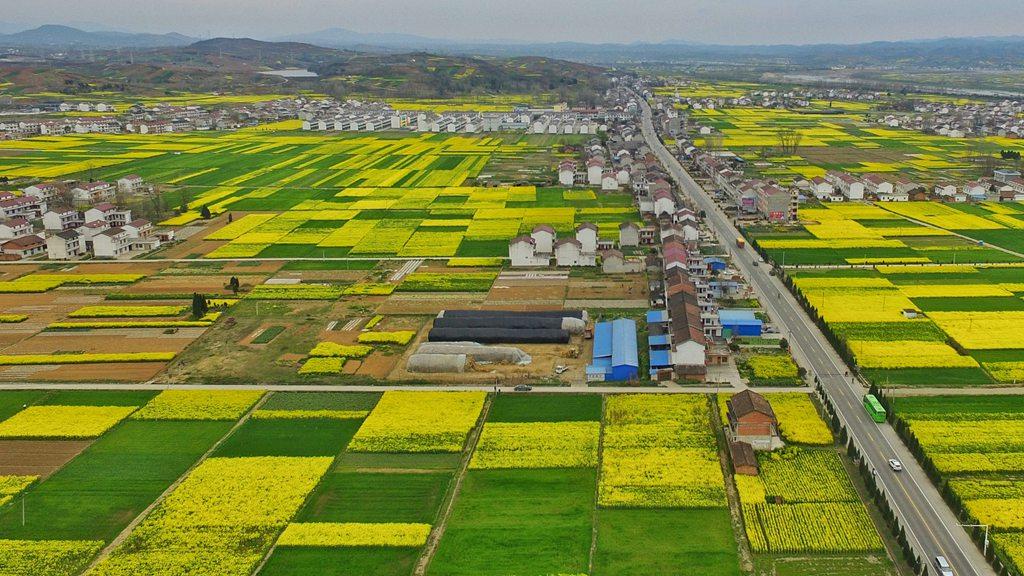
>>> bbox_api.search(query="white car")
[934,555,954,576]
[888,459,903,472]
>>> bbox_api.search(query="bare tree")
[777,128,803,156]
[704,132,724,153]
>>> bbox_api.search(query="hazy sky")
[5,0,1024,44]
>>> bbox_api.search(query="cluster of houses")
[43,203,161,260]
[694,154,798,221]
[694,150,1024,213]
[508,223,602,267]
[0,98,306,139]
[558,138,630,192]
[806,169,1024,203]
[0,177,166,260]
[878,98,1024,139]
[643,204,752,381]
[299,99,614,135]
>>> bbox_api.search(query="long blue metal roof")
[610,318,639,369]
[719,309,763,325]
[592,319,639,369]
[593,321,613,359]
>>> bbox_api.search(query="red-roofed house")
[1,234,45,259]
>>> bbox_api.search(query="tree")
[191,293,209,319]
[704,132,724,152]
[779,337,790,351]
[178,191,191,214]
[200,205,212,220]
[777,128,803,155]
[228,276,240,294]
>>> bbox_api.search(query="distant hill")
[274,27,445,51]
[7,24,1024,70]
[0,25,194,48]
[180,37,348,68]
[0,38,609,103]
[447,36,1024,69]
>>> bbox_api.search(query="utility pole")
[957,523,989,555]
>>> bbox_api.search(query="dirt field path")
[587,395,607,574]
[710,396,755,573]
[413,395,493,576]
[81,392,272,573]
[0,382,815,395]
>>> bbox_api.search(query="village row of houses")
[508,223,603,267]
[694,150,1024,217]
[693,154,798,222]
[803,169,1024,203]
[558,136,631,191]
[878,98,1024,140]
[12,176,150,209]
[300,99,612,135]
[1,98,307,140]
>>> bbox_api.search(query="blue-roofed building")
[719,309,763,337]
[646,309,669,325]
[646,310,674,378]
[704,256,727,272]
[650,349,673,374]
[586,318,639,382]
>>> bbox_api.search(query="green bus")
[863,394,886,423]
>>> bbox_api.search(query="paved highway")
[640,98,993,576]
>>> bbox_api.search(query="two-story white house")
[85,203,132,227]
[46,230,85,260]
[116,175,145,195]
[71,181,114,207]
[42,207,84,231]
[92,227,133,258]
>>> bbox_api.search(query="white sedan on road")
[889,459,903,472]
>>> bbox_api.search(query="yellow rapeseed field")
[347,391,486,453]
[131,390,264,420]
[0,406,136,438]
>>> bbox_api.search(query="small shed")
[704,256,727,272]
[729,441,759,476]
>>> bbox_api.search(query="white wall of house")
[46,236,82,260]
[575,227,598,254]
[672,340,706,367]
[812,182,834,199]
[531,230,555,254]
[844,182,865,201]
[555,243,593,266]
[509,241,549,267]
[619,225,639,247]
[654,196,676,217]
[558,169,575,186]
[93,233,131,258]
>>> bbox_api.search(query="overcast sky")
[4,0,1024,45]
